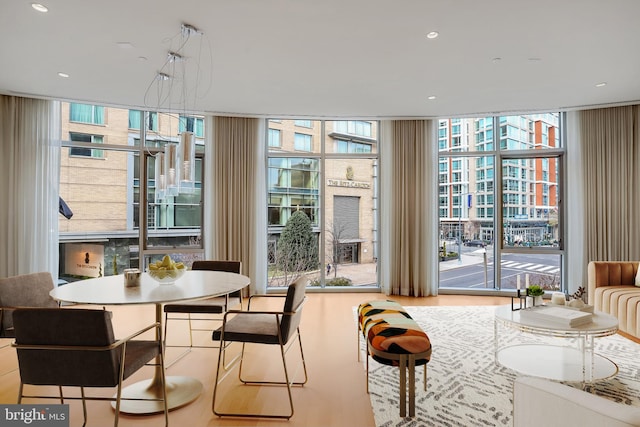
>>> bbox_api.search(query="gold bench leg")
[399,356,407,417]
[409,355,416,417]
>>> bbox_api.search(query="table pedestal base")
[112,375,203,414]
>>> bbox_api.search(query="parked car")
[464,240,486,247]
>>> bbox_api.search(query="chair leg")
[366,353,370,394]
[237,343,248,383]
[159,346,169,427]
[294,330,308,385]
[163,312,193,369]
[164,313,229,369]
[17,382,24,404]
[211,337,229,416]
[213,334,304,419]
[237,333,307,387]
[357,323,361,362]
[187,314,194,347]
[80,387,88,427]
[424,364,427,391]
[278,339,295,419]
[114,383,122,427]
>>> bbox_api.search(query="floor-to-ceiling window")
[266,119,379,288]
[59,105,204,281]
[438,113,564,293]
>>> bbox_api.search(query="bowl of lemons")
[147,255,187,284]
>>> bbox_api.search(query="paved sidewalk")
[440,249,490,271]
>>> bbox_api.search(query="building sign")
[327,179,370,189]
[327,166,370,189]
[65,243,104,278]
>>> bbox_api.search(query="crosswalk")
[498,260,560,274]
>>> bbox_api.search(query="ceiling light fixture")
[426,31,439,39]
[144,23,211,199]
[595,82,607,87]
[427,95,437,100]
[155,152,166,202]
[167,51,184,62]
[57,72,69,78]
[31,3,48,12]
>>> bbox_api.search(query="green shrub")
[310,277,353,287]
[527,285,545,296]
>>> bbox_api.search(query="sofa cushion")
[588,261,640,339]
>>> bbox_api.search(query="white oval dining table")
[50,270,250,414]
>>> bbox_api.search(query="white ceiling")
[1,0,639,119]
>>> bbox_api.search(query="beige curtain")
[0,95,60,279]
[380,120,438,296]
[565,111,586,292]
[204,116,267,294]
[580,105,640,262]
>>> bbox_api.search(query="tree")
[326,219,349,278]
[275,210,318,282]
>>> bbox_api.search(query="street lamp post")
[457,191,473,263]
[458,204,462,262]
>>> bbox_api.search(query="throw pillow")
[636,263,640,287]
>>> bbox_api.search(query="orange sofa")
[588,261,640,338]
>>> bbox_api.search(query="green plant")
[310,277,353,287]
[276,210,318,273]
[526,285,545,297]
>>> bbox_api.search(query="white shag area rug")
[361,305,640,427]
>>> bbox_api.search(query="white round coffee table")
[494,305,619,387]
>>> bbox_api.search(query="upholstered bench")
[357,300,432,417]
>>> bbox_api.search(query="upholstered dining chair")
[12,307,168,427]
[211,276,308,419]
[0,272,59,344]
[163,260,243,365]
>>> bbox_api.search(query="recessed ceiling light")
[31,3,48,12]
[492,57,502,63]
[157,73,171,81]
[116,42,135,49]
[427,95,437,100]
[57,72,69,78]
[595,82,607,87]
[426,31,439,39]
[138,56,148,62]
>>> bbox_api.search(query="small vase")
[534,295,544,306]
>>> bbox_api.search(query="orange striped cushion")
[358,300,431,366]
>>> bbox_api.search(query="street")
[439,246,561,290]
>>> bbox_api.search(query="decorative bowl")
[146,267,186,284]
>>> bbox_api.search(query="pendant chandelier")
[144,23,211,200]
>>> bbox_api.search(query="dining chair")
[211,276,308,419]
[0,272,59,346]
[12,307,168,427]
[163,260,243,365]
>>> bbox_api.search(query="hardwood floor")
[0,293,509,427]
